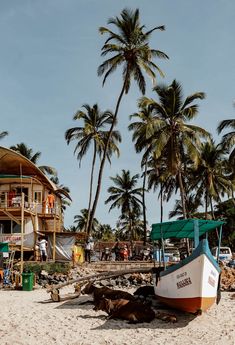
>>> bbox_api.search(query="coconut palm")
[169,194,202,220]
[217,104,235,163]
[65,104,121,232]
[105,169,143,242]
[74,209,99,235]
[117,211,144,241]
[50,176,71,213]
[139,80,209,218]
[10,142,57,176]
[0,131,8,140]
[94,224,115,241]
[129,106,156,243]
[87,7,169,234]
[147,153,175,222]
[190,139,231,218]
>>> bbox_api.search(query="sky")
[0,0,234,229]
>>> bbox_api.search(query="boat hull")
[153,240,220,313]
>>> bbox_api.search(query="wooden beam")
[2,210,21,225]
[53,214,56,261]
[20,193,25,277]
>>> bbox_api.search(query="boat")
[151,219,225,314]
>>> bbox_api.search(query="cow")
[94,297,156,323]
[81,282,135,308]
[133,285,155,299]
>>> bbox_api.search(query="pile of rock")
[220,265,235,291]
[37,266,153,289]
[37,270,69,287]
[96,273,153,288]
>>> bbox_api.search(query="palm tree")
[129,106,156,243]
[169,194,202,220]
[105,169,143,242]
[117,211,144,241]
[139,80,209,218]
[94,224,115,241]
[0,131,8,140]
[10,142,57,176]
[217,104,235,163]
[147,153,174,222]
[87,8,169,234]
[74,209,99,235]
[190,139,231,218]
[65,104,121,232]
[50,176,71,213]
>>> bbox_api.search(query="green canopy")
[151,219,225,240]
[0,242,9,252]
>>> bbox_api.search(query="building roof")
[0,146,71,200]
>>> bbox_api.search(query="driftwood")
[47,267,153,302]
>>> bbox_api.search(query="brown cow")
[81,282,135,307]
[94,297,156,323]
[133,285,155,299]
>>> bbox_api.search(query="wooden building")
[0,146,71,262]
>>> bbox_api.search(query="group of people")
[113,240,129,261]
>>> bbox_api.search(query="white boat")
[151,219,224,314]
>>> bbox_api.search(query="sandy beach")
[0,287,234,345]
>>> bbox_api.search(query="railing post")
[20,193,25,278]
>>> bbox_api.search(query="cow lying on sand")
[94,297,156,323]
[81,282,135,306]
[133,285,155,299]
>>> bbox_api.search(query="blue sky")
[0,0,234,229]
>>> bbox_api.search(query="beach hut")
[0,146,72,271]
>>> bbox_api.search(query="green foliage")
[22,262,70,275]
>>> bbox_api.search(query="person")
[84,241,92,263]
[123,245,129,261]
[46,191,55,214]
[8,189,16,207]
[104,246,111,261]
[37,237,48,261]
[113,240,121,261]
[72,241,84,266]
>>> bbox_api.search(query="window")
[0,220,11,234]
[34,191,42,203]
[12,222,21,233]
[0,220,21,234]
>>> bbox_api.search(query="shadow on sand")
[51,296,197,330]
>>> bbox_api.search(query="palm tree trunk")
[160,183,163,223]
[85,142,97,233]
[178,171,187,218]
[205,191,208,219]
[142,160,148,245]
[178,170,190,255]
[87,79,127,234]
[210,197,215,219]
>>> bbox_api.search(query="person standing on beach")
[84,241,92,263]
[37,237,48,261]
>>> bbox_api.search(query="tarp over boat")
[151,219,225,240]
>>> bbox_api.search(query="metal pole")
[20,192,25,277]
[160,225,166,270]
[217,225,223,263]
[193,219,199,249]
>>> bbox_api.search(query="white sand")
[0,287,234,345]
